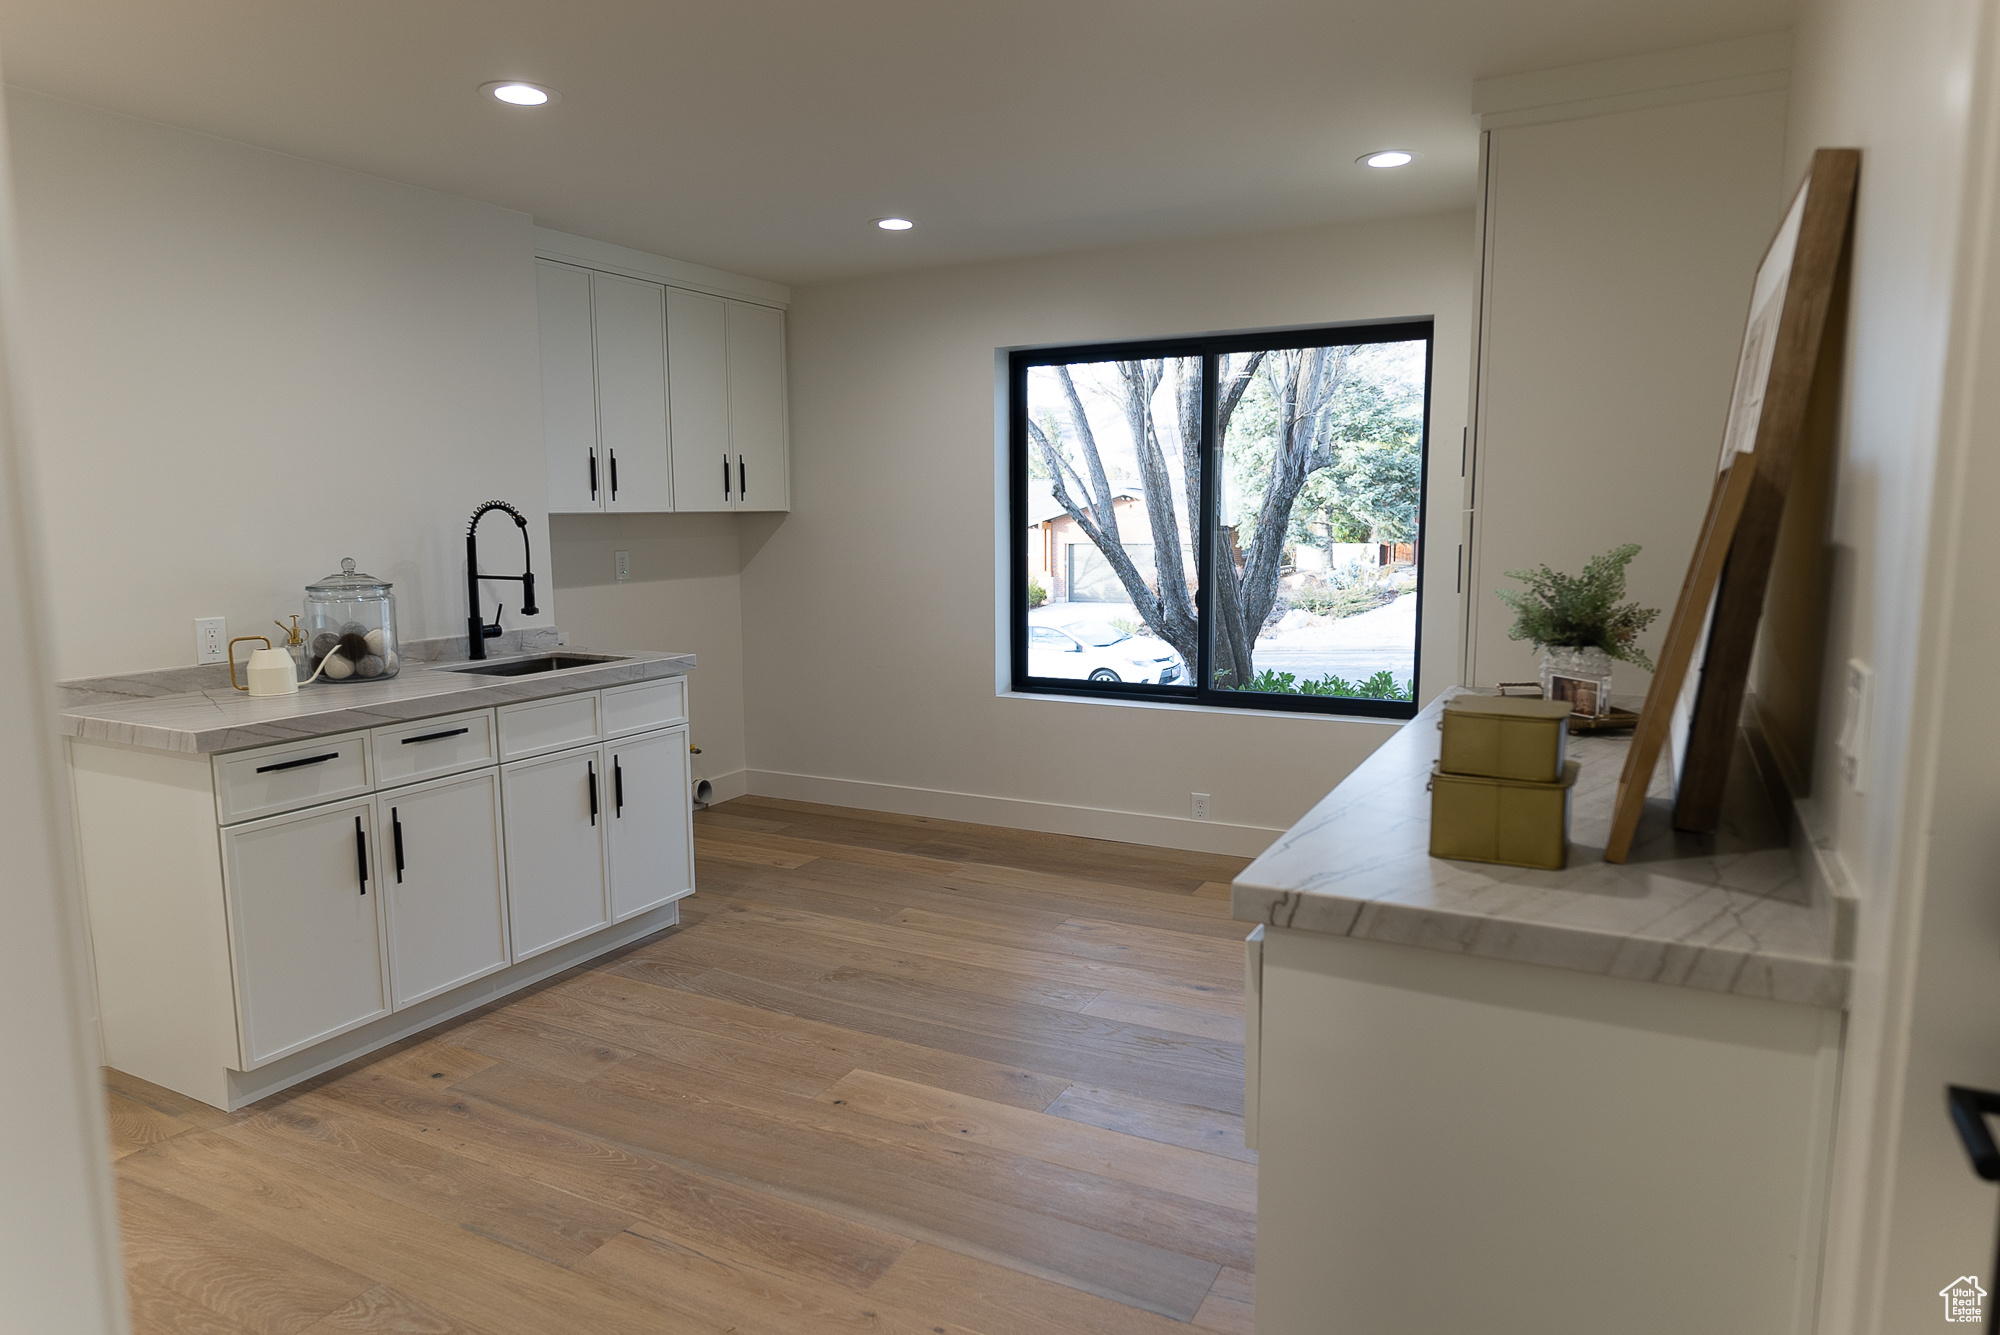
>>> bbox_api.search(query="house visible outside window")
[1010,321,1432,718]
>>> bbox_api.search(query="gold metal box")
[1438,696,1573,783]
[1428,759,1581,870]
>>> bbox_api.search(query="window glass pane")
[1023,357,1197,689]
[1209,340,1425,703]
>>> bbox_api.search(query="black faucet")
[466,501,538,660]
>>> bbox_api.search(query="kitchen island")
[1234,689,1848,1335]
[60,643,698,1110]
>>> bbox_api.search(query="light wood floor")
[106,796,1258,1335]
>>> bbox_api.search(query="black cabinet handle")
[391,807,406,884]
[738,454,746,499]
[589,448,598,498]
[614,756,625,817]
[400,727,470,746]
[610,449,619,499]
[587,760,599,826]
[1950,1086,2000,1180]
[354,816,368,895]
[722,453,731,500]
[257,751,338,774]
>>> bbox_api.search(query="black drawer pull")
[391,807,406,884]
[610,449,619,499]
[354,816,369,895]
[587,761,599,826]
[614,756,625,817]
[256,751,339,774]
[400,727,471,746]
[589,448,598,498]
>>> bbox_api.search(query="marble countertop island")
[56,636,694,755]
[1233,688,1850,1008]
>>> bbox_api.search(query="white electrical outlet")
[1837,658,1873,792]
[615,549,631,582]
[1192,793,1211,821]
[194,617,226,665]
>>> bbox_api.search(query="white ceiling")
[0,0,1792,284]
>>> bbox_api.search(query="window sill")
[997,688,1412,726]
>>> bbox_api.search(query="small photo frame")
[1548,673,1605,718]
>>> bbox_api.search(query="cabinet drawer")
[370,710,497,788]
[497,692,601,761]
[602,677,688,738]
[214,732,371,825]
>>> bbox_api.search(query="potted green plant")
[1497,544,1660,715]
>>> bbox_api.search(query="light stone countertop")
[57,639,695,755]
[1232,688,1850,1009]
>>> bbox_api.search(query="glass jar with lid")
[303,557,400,683]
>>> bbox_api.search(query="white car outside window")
[1027,623,1182,684]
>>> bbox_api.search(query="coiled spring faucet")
[466,501,538,660]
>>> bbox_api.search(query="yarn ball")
[337,632,370,662]
[321,654,355,680]
[382,651,400,673]
[311,632,340,657]
[339,621,367,637]
[364,628,387,656]
[354,654,386,679]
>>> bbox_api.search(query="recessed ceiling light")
[482,81,559,107]
[1360,150,1415,169]
[875,217,916,231]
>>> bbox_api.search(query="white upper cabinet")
[666,289,733,512]
[727,301,790,512]
[535,244,788,515]
[591,272,673,512]
[536,261,599,513]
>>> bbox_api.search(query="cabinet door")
[379,771,509,1008]
[591,272,673,512]
[501,746,610,960]
[666,288,732,512]
[222,798,389,1067]
[606,726,694,921]
[727,301,789,511]
[537,260,601,513]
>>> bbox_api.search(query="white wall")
[1776,2,2000,1330]
[0,89,128,1334]
[1467,82,1789,695]
[5,90,555,681]
[744,214,1473,854]
[548,511,750,797]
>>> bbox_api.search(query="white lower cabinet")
[607,725,693,920]
[72,676,696,1110]
[502,746,612,960]
[221,797,390,1067]
[378,771,510,1008]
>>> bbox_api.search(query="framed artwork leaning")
[1603,147,1860,864]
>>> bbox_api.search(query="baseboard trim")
[742,768,1283,857]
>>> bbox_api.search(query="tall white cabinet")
[535,236,790,515]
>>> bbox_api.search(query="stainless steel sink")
[441,653,626,677]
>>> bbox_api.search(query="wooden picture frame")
[1604,148,1859,864]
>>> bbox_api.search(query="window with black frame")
[1010,322,1431,718]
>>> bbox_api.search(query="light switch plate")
[1837,658,1872,792]
[615,549,631,582]
[194,617,226,665]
